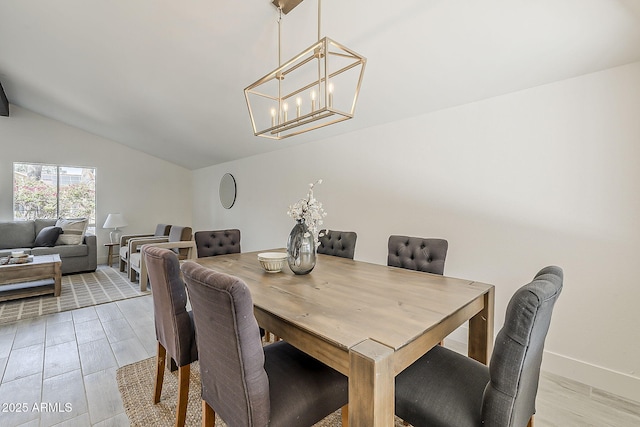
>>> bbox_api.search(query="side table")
[104,242,120,267]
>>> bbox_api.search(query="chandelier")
[244,0,366,140]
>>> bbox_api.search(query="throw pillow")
[55,218,88,245]
[34,226,63,247]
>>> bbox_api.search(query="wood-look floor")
[0,294,639,426]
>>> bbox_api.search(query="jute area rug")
[0,265,150,324]
[117,356,411,427]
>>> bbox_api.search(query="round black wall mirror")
[219,173,237,209]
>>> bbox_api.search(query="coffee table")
[0,254,62,302]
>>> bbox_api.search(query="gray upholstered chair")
[194,229,241,258]
[181,261,349,427]
[142,246,198,427]
[395,266,563,427]
[193,229,265,337]
[387,235,448,275]
[129,225,194,289]
[317,229,357,259]
[119,223,170,274]
[166,225,194,260]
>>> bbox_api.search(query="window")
[13,163,96,232]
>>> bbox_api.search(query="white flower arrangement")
[287,179,327,246]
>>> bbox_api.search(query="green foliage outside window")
[13,175,58,219]
[13,163,96,228]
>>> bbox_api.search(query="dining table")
[192,249,494,427]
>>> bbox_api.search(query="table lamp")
[103,213,128,244]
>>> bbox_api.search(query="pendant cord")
[317,0,321,41]
[316,0,322,111]
[277,6,283,129]
[278,6,282,66]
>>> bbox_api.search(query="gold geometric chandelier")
[244,0,366,140]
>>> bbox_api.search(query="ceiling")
[1,0,640,170]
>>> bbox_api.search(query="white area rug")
[0,265,149,324]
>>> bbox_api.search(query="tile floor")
[0,296,155,426]
[1,294,639,426]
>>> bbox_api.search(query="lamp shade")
[103,213,127,229]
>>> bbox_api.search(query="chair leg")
[130,266,138,282]
[176,364,190,427]
[154,342,166,404]
[528,415,534,427]
[341,404,349,427]
[202,400,215,427]
[140,259,148,292]
[261,330,284,343]
[168,357,178,372]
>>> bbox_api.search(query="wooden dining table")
[192,250,494,427]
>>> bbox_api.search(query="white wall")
[0,106,193,263]
[193,61,640,402]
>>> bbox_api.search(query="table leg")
[54,261,62,297]
[468,287,494,364]
[349,339,395,427]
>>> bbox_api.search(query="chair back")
[482,266,563,426]
[194,229,241,258]
[182,261,270,426]
[168,226,193,259]
[143,246,197,366]
[317,230,357,259]
[154,223,172,237]
[387,235,448,275]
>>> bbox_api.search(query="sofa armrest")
[83,234,98,271]
[84,233,97,246]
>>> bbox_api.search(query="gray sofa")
[0,219,97,274]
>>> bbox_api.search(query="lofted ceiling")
[1,0,640,170]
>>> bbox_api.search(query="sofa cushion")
[129,252,141,268]
[32,244,88,257]
[55,218,88,245]
[35,219,57,236]
[34,226,63,247]
[0,221,36,249]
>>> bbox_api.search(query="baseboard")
[542,351,640,404]
[446,326,640,404]
[98,255,116,266]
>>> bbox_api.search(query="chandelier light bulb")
[328,83,334,108]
